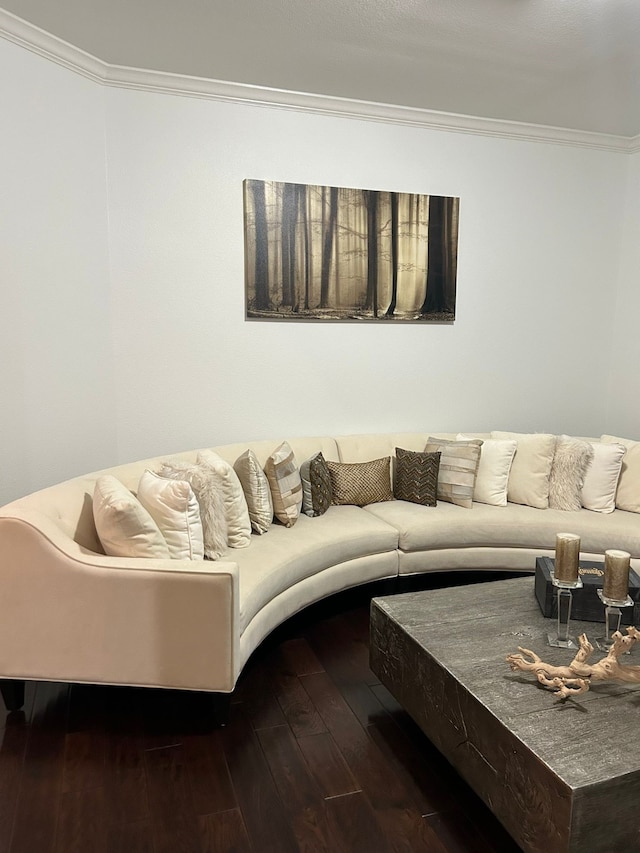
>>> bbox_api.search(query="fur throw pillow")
[159,460,229,559]
[549,435,594,511]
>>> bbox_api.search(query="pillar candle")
[554,533,580,582]
[603,550,631,601]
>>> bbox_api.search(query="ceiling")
[2,0,640,137]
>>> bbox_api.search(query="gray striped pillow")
[264,442,303,527]
[425,437,482,509]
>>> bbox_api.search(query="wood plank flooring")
[0,574,523,852]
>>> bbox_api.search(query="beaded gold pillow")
[326,457,393,506]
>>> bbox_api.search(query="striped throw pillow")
[424,437,482,509]
[264,442,303,527]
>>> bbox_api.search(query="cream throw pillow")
[425,437,482,509]
[264,441,303,527]
[457,434,516,506]
[197,450,252,548]
[491,432,556,509]
[159,460,229,559]
[234,449,273,534]
[548,435,594,511]
[137,470,204,560]
[93,475,170,559]
[581,441,625,513]
[601,435,640,514]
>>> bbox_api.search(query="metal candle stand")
[547,569,583,649]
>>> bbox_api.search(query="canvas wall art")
[243,179,459,322]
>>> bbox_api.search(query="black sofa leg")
[211,692,231,726]
[0,679,25,712]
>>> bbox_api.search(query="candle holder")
[547,569,583,649]
[595,589,634,651]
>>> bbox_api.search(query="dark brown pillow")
[394,448,441,506]
[301,452,333,517]
[326,457,393,506]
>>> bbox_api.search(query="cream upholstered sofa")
[1,431,639,712]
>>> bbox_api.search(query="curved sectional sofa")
[1,431,639,709]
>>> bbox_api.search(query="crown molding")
[0,7,106,82]
[0,7,635,153]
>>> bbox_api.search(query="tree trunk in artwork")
[299,184,311,311]
[365,190,379,316]
[443,197,458,315]
[280,183,298,308]
[290,186,300,310]
[251,181,269,310]
[421,195,447,315]
[320,186,338,309]
[385,191,399,316]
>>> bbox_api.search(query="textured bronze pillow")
[309,452,333,516]
[394,448,441,506]
[301,452,333,516]
[327,457,393,506]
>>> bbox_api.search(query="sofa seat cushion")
[236,505,398,632]
[364,500,640,557]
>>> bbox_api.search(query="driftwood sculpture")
[506,626,640,699]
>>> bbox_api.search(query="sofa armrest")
[0,513,240,692]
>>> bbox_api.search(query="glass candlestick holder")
[595,589,634,651]
[547,569,583,649]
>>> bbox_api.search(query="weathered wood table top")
[370,575,640,853]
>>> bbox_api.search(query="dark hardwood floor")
[0,574,523,853]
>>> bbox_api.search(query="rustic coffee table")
[370,576,640,853]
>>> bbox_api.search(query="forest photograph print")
[244,179,459,322]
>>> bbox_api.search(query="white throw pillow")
[601,435,640,514]
[159,459,229,559]
[197,450,252,548]
[137,470,204,560]
[491,432,556,509]
[581,441,626,513]
[93,475,171,559]
[457,435,516,506]
[234,449,273,534]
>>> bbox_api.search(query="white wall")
[0,40,115,503]
[1,36,634,504]
[607,149,640,439]
[105,88,629,462]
